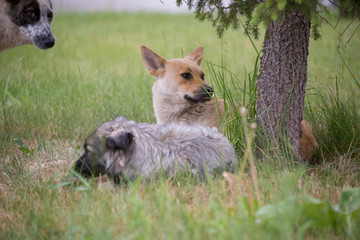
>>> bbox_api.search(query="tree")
[176,0,360,162]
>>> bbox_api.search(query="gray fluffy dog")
[74,116,236,183]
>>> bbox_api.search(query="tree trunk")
[256,10,310,162]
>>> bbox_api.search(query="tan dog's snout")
[184,84,214,103]
[202,85,214,96]
[192,85,214,102]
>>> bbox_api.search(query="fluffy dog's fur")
[0,0,55,52]
[74,116,236,183]
[141,45,318,161]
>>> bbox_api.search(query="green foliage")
[338,188,360,215]
[307,79,360,161]
[255,188,360,238]
[176,0,356,40]
[13,138,33,156]
[338,0,360,18]
[206,51,259,155]
[177,0,260,38]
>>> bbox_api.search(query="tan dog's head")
[141,45,214,105]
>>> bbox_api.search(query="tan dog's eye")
[201,74,205,80]
[181,73,192,80]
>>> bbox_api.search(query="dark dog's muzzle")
[34,33,55,49]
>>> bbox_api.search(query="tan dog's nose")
[204,85,214,96]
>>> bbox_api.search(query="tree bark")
[256,10,310,162]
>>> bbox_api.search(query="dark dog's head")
[5,0,55,49]
[75,121,135,183]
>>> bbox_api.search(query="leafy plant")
[13,138,33,156]
[255,188,360,238]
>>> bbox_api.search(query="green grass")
[1,12,360,239]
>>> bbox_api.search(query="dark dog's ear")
[141,45,166,77]
[186,46,203,66]
[106,132,134,151]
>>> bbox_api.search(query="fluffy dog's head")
[75,119,135,184]
[5,0,55,49]
[141,45,214,105]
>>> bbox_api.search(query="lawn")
[0,12,360,239]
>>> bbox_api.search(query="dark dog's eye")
[26,10,36,19]
[200,74,205,80]
[47,12,53,21]
[181,73,192,80]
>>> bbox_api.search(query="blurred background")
[52,0,333,13]
[52,0,191,13]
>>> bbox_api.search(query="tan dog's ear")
[185,46,203,66]
[141,45,166,76]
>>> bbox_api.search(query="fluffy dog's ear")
[141,45,166,77]
[106,132,134,151]
[186,46,203,66]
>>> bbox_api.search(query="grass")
[1,12,360,239]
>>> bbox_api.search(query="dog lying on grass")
[141,45,318,161]
[74,116,237,184]
[0,0,55,52]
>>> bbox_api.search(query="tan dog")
[141,45,225,128]
[141,46,317,161]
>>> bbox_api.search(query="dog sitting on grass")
[74,116,237,184]
[141,45,318,161]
